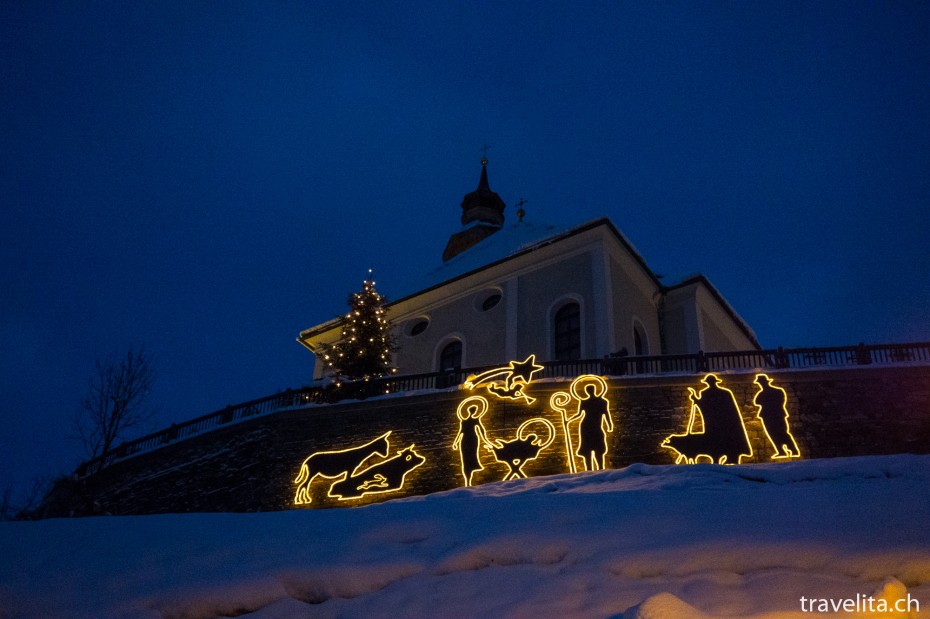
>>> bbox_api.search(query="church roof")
[393,217,660,304]
[664,274,760,348]
[300,215,759,349]
[391,216,758,348]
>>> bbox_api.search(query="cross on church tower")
[481,143,490,165]
[516,197,527,222]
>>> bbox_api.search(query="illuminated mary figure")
[452,396,490,486]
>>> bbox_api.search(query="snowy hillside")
[2,455,929,618]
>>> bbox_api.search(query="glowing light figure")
[485,418,556,481]
[293,431,425,504]
[327,445,425,501]
[753,373,801,459]
[551,375,614,472]
[465,354,544,404]
[452,396,491,486]
[568,375,614,471]
[550,392,577,473]
[662,374,753,465]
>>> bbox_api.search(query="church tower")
[442,158,506,262]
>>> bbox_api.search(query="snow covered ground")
[2,455,929,618]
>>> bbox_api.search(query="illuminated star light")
[465,355,545,404]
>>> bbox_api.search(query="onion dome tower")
[442,157,506,262]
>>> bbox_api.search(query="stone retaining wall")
[68,364,930,515]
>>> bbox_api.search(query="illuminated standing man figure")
[566,377,614,471]
[688,374,752,464]
[753,374,801,459]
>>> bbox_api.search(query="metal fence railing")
[75,341,930,477]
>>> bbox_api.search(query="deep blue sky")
[2,2,928,495]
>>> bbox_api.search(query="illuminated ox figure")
[293,431,425,504]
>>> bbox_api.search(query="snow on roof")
[666,273,760,346]
[392,217,642,304]
[302,217,648,338]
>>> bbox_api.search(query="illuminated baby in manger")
[454,363,617,486]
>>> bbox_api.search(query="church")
[298,159,759,379]
[51,160,929,518]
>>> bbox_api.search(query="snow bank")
[2,455,928,618]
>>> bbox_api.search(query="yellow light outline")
[554,375,615,473]
[570,374,608,401]
[485,417,556,481]
[452,395,491,487]
[464,354,544,404]
[662,373,753,465]
[293,431,392,504]
[753,373,801,459]
[550,391,576,474]
[326,444,426,501]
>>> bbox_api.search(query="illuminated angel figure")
[753,374,801,459]
[565,376,614,471]
[452,396,491,486]
[464,354,544,404]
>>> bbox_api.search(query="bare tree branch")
[0,476,54,521]
[72,345,156,463]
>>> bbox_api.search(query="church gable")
[298,160,758,379]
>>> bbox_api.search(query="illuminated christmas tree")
[320,271,398,380]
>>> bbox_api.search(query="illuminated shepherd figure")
[663,374,752,465]
[753,374,801,459]
[452,396,491,486]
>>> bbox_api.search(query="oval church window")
[409,319,429,336]
[481,293,502,311]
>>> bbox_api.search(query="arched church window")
[634,321,648,356]
[554,302,581,361]
[439,340,463,372]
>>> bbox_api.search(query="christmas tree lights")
[318,270,398,380]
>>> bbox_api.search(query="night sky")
[2,2,928,499]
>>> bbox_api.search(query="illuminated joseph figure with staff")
[555,375,614,472]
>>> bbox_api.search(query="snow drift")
[2,455,929,618]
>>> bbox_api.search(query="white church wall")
[516,250,596,360]
[694,284,758,351]
[391,284,508,375]
[661,284,702,354]
[607,252,662,357]
[301,219,757,380]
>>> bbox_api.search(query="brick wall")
[70,364,930,516]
